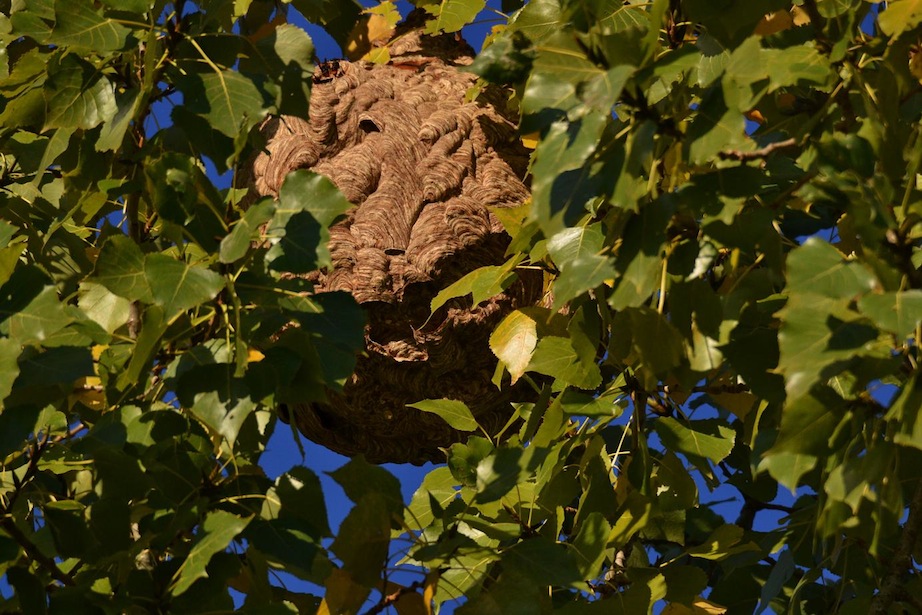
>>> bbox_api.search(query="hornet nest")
[249,18,542,464]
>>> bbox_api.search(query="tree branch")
[0,517,75,587]
[362,579,426,615]
[719,138,797,162]
[870,479,922,615]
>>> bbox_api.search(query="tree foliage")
[0,0,921,613]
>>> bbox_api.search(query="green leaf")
[267,170,352,271]
[408,398,479,432]
[777,294,877,400]
[51,0,132,51]
[43,54,117,131]
[329,456,404,517]
[762,45,832,91]
[43,500,92,558]
[527,336,601,390]
[878,0,922,38]
[685,524,758,561]
[329,492,391,586]
[786,238,878,299]
[685,90,750,164]
[571,511,611,578]
[858,290,922,339]
[175,68,269,138]
[759,451,817,492]
[546,225,604,266]
[93,234,152,302]
[261,466,331,538]
[756,549,795,614]
[529,113,609,235]
[423,0,486,34]
[430,257,520,313]
[768,386,848,456]
[490,309,538,384]
[447,437,494,488]
[77,282,130,333]
[0,337,21,402]
[9,286,71,345]
[15,346,94,388]
[249,24,314,117]
[504,538,582,587]
[608,202,673,310]
[171,511,251,596]
[144,255,224,318]
[551,255,615,310]
[886,373,922,451]
[609,307,685,381]
[99,0,152,12]
[177,364,256,447]
[220,200,276,264]
[653,417,735,466]
[406,466,458,531]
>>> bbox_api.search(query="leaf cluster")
[1,0,922,614]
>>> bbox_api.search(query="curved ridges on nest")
[251,43,541,464]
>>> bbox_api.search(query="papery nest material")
[248,17,542,464]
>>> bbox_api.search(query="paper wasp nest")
[250,23,541,464]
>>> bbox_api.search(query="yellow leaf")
[754,11,794,36]
[364,46,391,64]
[423,570,439,615]
[69,376,105,411]
[247,348,265,363]
[520,131,540,149]
[693,598,728,614]
[662,597,728,615]
[91,344,107,361]
[791,6,811,26]
[345,7,398,60]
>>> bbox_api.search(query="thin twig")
[362,579,426,615]
[719,138,797,161]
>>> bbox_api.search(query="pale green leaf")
[490,310,538,384]
[78,282,130,334]
[408,399,479,432]
[220,200,276,264]
[685,524,758,561]
[878,0,922,38]
[653,417,735,465]
[423,0,486,34]
[95,88,140,152]
[430,258,519,314]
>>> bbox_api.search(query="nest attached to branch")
[249,24,541,464]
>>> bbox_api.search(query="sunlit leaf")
[408,398,479,432]
[170,511,252,596]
